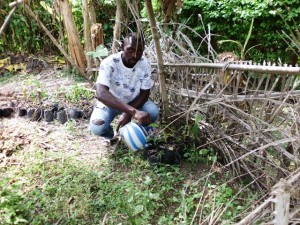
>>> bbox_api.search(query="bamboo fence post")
[145,0,170,119]
[112,0,122,53]
[24,4,93,85]
[0,7,17,35]
[272,179,292,225]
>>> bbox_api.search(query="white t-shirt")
[96,52,154,107]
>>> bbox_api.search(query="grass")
[0,143,259,225]
[0,72,18,85]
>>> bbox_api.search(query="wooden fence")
[151,62,300,117]
[151,62,300,224]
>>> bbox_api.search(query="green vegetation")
[0,72,16,85]
[1,1,299,63]
[22,79,47,104]
[65,84,94,103]
[179,0,298,62]
[0,145,258,224]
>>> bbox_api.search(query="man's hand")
[133,110,150,126]
[116,113,132,132]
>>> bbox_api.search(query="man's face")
[122,37,144,68]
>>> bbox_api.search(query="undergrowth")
[1,144,259,225]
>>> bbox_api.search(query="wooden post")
[272,179,292,225]
[145,0,170,119]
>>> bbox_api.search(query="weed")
[65,84,94,103]
[66,120,76,133]
[0,179,29,224]
[184,147,217,166]
[60,66,86,83]
[218,18,260,60]
[0,72,16,84]
[22,79,47,104]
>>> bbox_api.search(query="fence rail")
[161,63,300,74]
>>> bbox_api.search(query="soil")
[0,68,111,167]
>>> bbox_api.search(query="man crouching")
[89,32,159,144]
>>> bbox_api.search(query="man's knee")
[145,103,159,122]
[92,119,105,126]
[90,119,106,136]
[150,106,159,122]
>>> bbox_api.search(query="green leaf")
[148,193,159,200]
[134,205,144,214]
[243,18,255,51]
[144,176,152,185]
[86,45,109,58]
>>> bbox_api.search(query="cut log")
[91,23,104,51]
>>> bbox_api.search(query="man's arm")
[128,88,150,109]
[96,83,150,127]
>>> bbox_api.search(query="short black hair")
[122,32,145,47]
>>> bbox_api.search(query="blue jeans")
[89,99,159,139]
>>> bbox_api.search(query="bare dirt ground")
[0,68,111,167]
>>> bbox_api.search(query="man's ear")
[120,42,124,51]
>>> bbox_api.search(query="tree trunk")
[164,0,176,22]
[59,0,86,70]
[82,0,92,69]
[112,0,122,53]
[88,0,97,25]
[145,0,170,119]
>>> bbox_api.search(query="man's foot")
[99,135,120,147]
[100,138,112,147]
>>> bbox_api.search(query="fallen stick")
[23,4,93,85]
[9,0,25,8]
[0,7,17,35]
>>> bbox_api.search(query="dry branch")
[272,180,291,225]
[0,7,17,35]
[9,0,25,8]
[237,169,300,224]
[82,0,93,69]
[179,88,300,101]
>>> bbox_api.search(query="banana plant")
[218,18,260,60]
